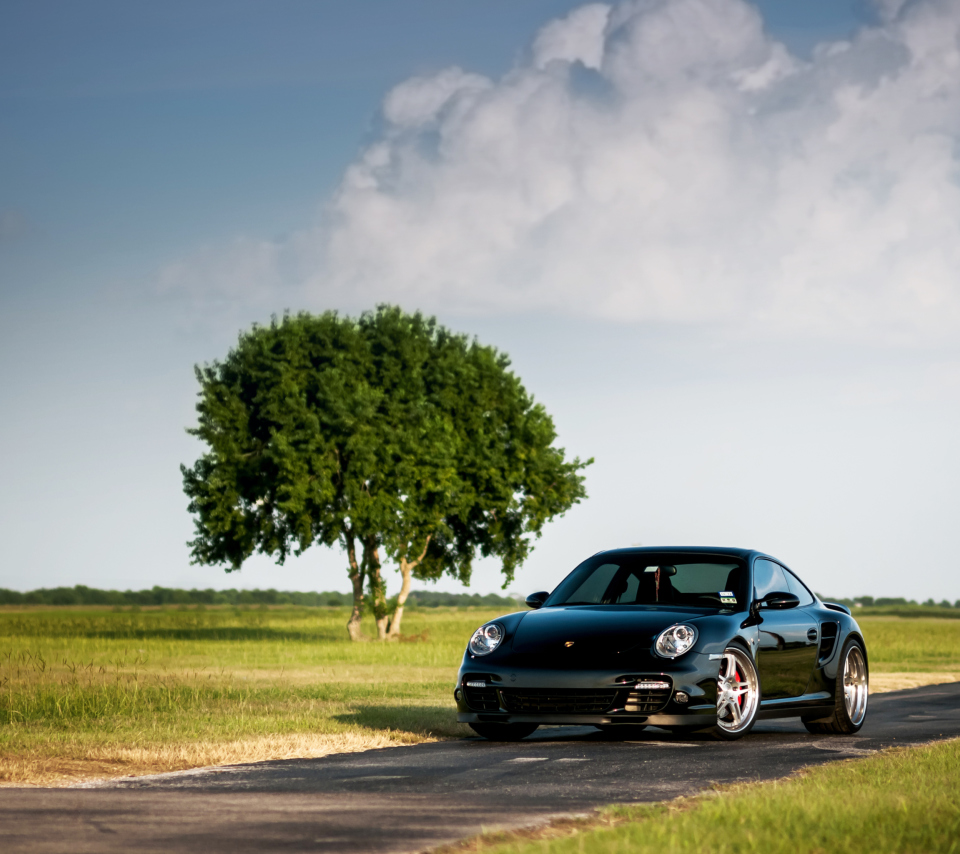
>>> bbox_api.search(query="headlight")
[654,624,698,658]
[468,623,504,656]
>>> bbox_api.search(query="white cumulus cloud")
[164,0,960,342]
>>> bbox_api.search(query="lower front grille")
[464,686,500,711]
[624,686,672,713]
[500,688,619,714]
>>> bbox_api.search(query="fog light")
[674,691,689,704]
[466,681,487,688]
[455,689,463,702]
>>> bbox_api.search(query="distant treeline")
[0,585,523,609]
[824,596,960,609]
[3,586,956,610]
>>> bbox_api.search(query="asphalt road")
[3,682,959,854]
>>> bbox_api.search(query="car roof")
[596,545,760,560]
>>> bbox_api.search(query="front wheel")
[713,645,760,740]
[803,638,868,735]
[469,723,539,741]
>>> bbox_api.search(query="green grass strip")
[466,739,960,854]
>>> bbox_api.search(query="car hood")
[510,605,707,666]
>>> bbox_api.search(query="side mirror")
[762,591,800,610]
[525,591,549,610]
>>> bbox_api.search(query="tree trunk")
[364,540,389,640]
[386,536,430,639]
[344,530,366,642]
[386,559,413,639]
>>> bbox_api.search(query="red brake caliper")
[735,666,742,707]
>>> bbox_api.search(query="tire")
[803,638,868,735]
[469,723,539,741]
[713,644,760,740]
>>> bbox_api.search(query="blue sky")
[2,0,869,299]
[3,0,958,602]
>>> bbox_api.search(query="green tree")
[182,307,591,640]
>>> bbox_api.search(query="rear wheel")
[713,645,760,740]
[469,723,539,741]
[803,638,868,735]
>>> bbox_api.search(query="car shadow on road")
[530,724,718,743]
[332,704,471,738]
[335,706,812,748]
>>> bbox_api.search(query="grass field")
[443,738,960,854]
[1,606,959,785]
[0,606,494,784]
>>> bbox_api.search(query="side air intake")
[818,621,839,663]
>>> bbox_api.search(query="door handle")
[807,628,818,642]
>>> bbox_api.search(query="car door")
[753,558,819,699]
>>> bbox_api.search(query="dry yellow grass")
[4,730,435,788]
[869,672,960,693]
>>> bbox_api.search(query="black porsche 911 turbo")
[455,547,869,741]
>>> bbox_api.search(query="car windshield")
[544,552,747,610]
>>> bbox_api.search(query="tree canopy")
[182,306,591,639]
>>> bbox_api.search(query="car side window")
[782,567,815,606]
[753,558,788,600]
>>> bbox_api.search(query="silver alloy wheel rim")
[843,644,869,725]
[716,647,759,733]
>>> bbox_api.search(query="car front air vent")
[624,678,673,713]
[462,674,502,711]
[500,688,619,714]
[463,684,500,711]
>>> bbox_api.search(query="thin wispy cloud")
[162,0,960,343]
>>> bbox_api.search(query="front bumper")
[455,653,720,728]
[456,711,716,727]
